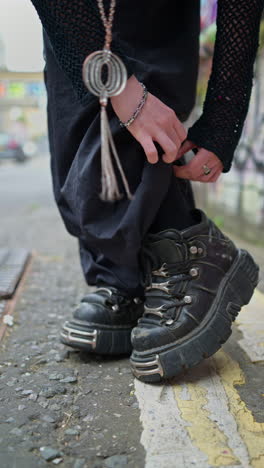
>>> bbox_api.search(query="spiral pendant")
[82,49,127,102]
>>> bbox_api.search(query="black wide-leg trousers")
[43,34,196,296]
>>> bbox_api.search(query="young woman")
[31,0,263,382]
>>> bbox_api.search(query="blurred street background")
[0,1,263,468]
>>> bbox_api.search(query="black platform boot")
[60,286,144,355]
[130,210,259,382]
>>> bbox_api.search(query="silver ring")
[202,164,212,176]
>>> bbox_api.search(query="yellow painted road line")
[135,350,264,467]
[173,350,264,468]
[214,351,264,468]
[135,291,264,467]
[236,290,264,362]
[173,374,240,466]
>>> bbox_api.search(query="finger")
[196,167,220,183]
[174,150,205,179]
[173,148,223,180]
[169,125,182,148]
[173,154,220,181]
[212,168,222,181]
[163,132,181,163]
[141,137,159,164]
[195,148,224,171]
[168,109,187,143]
[173,160,195,179]
[196,159,221,177]
[198,168,222,183]
[174,163,220,182]
[176,139,197,160]
[210,172,222,183]
[154,133,178,163]
[172,120,187,143]
[185,149,222,177]
[195,161,223,181]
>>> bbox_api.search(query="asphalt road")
[0,157,263,468]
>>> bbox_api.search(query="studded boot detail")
[130,210,259,382]
[60,286,144,355]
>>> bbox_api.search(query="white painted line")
[135,378,211,468]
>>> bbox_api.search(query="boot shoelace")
[143,270,194,326]
[96,287,142,313]
[140,220,224,325]
[140,240,200,326]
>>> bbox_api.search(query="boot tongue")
[181,209,210,238]
[147,232,186,265]
[145,209,210,266]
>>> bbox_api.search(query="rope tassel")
[100,103,133,202]
[82,1,132,202]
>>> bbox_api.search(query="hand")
[173,139,223,183]
[110,75,186,164]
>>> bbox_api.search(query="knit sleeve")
[31,0,134,104]
[187,0,264,172]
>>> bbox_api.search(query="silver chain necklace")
[82,0,132,202]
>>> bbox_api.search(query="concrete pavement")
[0,158,263,467]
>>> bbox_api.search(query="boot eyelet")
[112,304,119,312]
[189,267,199,278]
[189,246,198,255]
[184,295,192,304]
[198,247,203,255]
[165,319,174,326]
[134,297,142,304]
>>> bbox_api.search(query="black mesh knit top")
[31,0,264,172]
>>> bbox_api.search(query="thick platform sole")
[130,249,259,383]
[60,319,134,355]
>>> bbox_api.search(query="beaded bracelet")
[119,82,148,128]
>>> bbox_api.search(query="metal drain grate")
[0,248,30,299]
